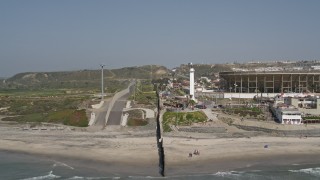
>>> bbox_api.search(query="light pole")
[229,87,232,101]
[234,84,239,105]
[100,64,105,100]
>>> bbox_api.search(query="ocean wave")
[214,171,242,177]
[128,171,244,179]
[128,175,166,179]
[66,176,121,180]
[53,160,75,170]
[289,167,320,177]
[20,171,61,180]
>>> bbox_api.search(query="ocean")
[1,150,319,180]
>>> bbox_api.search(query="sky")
[1,0,320,77]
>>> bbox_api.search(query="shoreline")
[1,118,320,176]
[1,126,319,176]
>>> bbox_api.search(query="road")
[106,84,134,126]
[90,99,110,129]
[92,101,110,127]
[89,83,134,129]
[106,93,130,125]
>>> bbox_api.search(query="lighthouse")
[189,63,195,100]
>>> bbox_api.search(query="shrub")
[162,111,207,132]
[127,119,148,126]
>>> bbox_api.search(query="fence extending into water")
[156,90,165,176]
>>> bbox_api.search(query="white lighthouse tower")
[189,63,195,100]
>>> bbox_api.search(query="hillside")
[174,63,233,79]
[0,65,170,90]
[2,61,320,90]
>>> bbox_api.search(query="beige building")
[284,96,320,116]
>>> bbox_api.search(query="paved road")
[93,101,110,127]
[87,100,110,131]
[106,85,134,126]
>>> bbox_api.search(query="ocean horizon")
[1,150,319,180]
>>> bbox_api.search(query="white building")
[311,65,320,70]
[271,103,302,125]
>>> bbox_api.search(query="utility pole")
[234,84,240,105]
[133,81,136,102]
[100,64,105,100]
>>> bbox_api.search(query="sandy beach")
[1,121,320,176]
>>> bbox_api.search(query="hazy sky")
[1,0,320,77]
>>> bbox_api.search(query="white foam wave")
[66,176,84,180]
[249,170,262,172]
[214,171,242,177]
[128,175,166,179]
[291,164,300,166]
[20,171,61,180]
[53,160,74,170]
[289,167,320,177]
[66,176,121,180]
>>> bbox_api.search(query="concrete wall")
[91,101,104,109]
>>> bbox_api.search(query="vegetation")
[130,80,157,106]
[162,111,207,132]
[224,106,262,117]
[303,116,320,123]
[174,63,233,79]
[2,109,88,127]
[127,118,148,126]
[112,65,168,79]
[126,109,148,126]
[303,116,320,120]
[0,66,150,127]
[0,65,169,90]
[0,89,91,127]
[0,95,87,115]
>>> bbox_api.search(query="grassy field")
[223,106,263,117]
[2,109,88,127]
[0,89,67,96]
[129,80,157,107]
[126,109,148,126]
[0,89,92,127]
[162,111,207,132]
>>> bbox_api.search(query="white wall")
[224,93,278,99]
